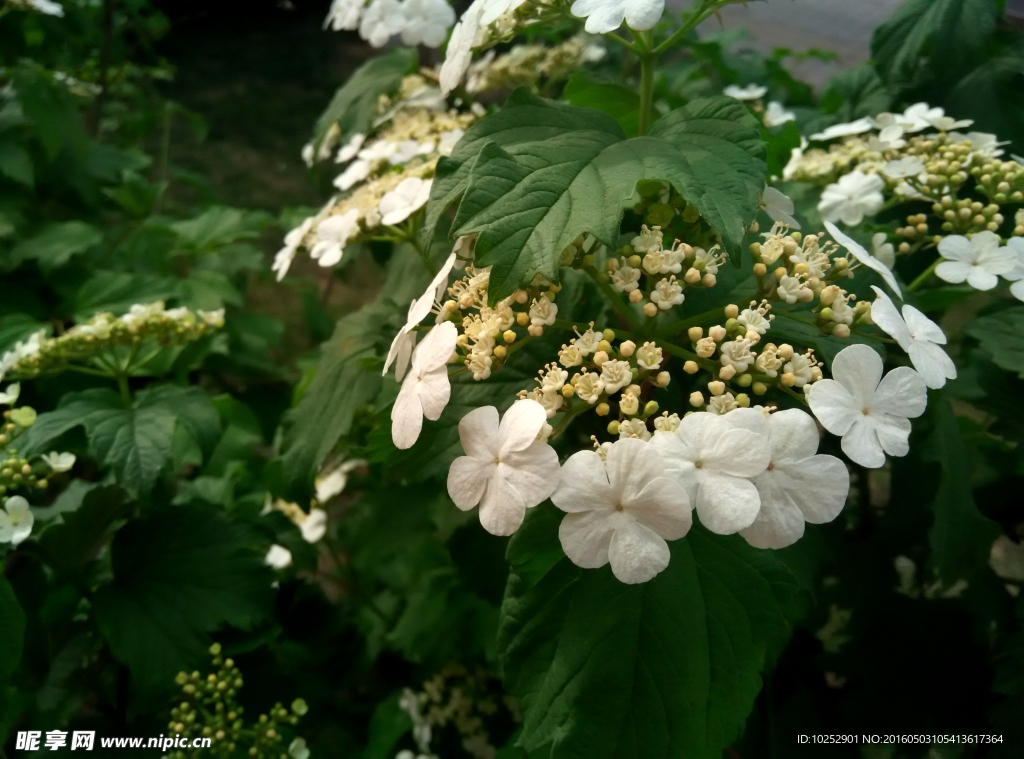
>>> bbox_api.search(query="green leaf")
[0,138,34,188]
[0,576,25,687]
[313,48,418,153]
[137,385,222,459]
[38,485,128,578]
[965,306,1024,378]
[925,394,1001,583]
[871,0,997,88]
[763,120,802,180]
[819,64,891,121]
[94,506,273,698]
[11,221,102,271]
[562,72,640,137]
[0,314,44,353]
[73,271,181,320]
[170,206,269,253]
[499,524,801,759]
[447,92,765,302]
[12,66,88,162]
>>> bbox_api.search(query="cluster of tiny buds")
[0,407,48,495]
[165,644,306,759]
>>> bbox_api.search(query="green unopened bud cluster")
[3,303,225,381]
[163,643,306,759]
[0,399,47,496]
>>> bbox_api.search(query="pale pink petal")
[447,456,494,510]
[551,450,616,513]
[497,399,548,455]
[694,470,761,534]
[608,519,670,584]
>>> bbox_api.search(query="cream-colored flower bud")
[561,384,575,398]
[514,290,529,304]
[619,340,636,357]
[619,393,639,416]
[780,372,796,387]
[593,350,609,367]
[708,381,725,396]
[628,254,642,268]
[628,289,644,303]
[597,339,612,353]
[753,263,767,276]
[702,273,717,287]
[503,329,517,343]
[695,337,716,358]
[493,345,507,358]
[607,420,620,435]
[832,323,850,338]
[445,300,459,312]
[516,312,530,326]
[596,402,610,417]
[688,326,703,341]
[643,302,658,317]
[684,267,701,284]
[719,365,736,381]
[625,383,642,397]
[457,334,469,348]
[656,371,671,386]
[709,325,726,342]
[745,330,761,344]
[683,360,698,374]
[528,324,544,336]
[777,343,794,360]
[724,304,739,318]
[689,391,704,407]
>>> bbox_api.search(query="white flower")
[763,101,795,127]
[438,129,464,156]
[871,232,896,269]
[0,383,20,405]
[315,459,366,502]
[335,132,366,163]
[777,274,809,304]
[825,220,902,297]
[574,328,601,355]
[528,297,558,326]
[333,158,371,191]
[740,409,850,549]
[25,0,64,15]
[0,496,33,546]
[635,342,662,371]
[439,0,485,95]
[273,216,314,282]
[392,322,458,449]
[311,210,360,268]
[388,140,435,166]
[882,157,925,179]
[41,452,76,473]
[950,131,1008,159]
[761,186,800,230]
[574,371,604,404]
[359,0,405,46]
[480,0,528,24]
[1007,238,1024,302]
[631,225,662,253]
[552,438,691,584]
[652,409,771,535]
[807,343,927,469]
[599,360,632,394]
[264,544,293,569]
[300,509,328,543]
[809,118,873,141]
[720,339,754,372]
[400,0,456,47]
[649,276,684,310]
[324,0,365,29]
[570,0,664,33]
[738,307,769,335]
[818,170,885,226]
[379,177,433,226]
[611,262,641,292]
[870,286,956,389]
[447,400,560,536]
[723,84,768,101]
[935,231,1015,291]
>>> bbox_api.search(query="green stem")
[652,0,720,56]
[116,374,132,408]
[605,31,641,55]
[583,266,644,334]
[907,258,940,292]
[637,52,656,135]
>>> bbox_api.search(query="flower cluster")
[165,644,307,759]
[465,34,605,94]
[324,0,455,49]
[0,303,225,383]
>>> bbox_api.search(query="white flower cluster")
[324,0,455,48]
[936,232,1024,302]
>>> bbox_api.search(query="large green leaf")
[562,72,640,137]
[93,506,273,697]
[443,92,765,302]
[0,138,34,187]
[11,221,102,271]
[925,394,1000,583]
[966,306,1024,378]
[313,47,418,153]
[871,0,997,87]
[498,513,801,759]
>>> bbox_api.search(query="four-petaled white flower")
[723,84,767,101]
[359,0,405,46]
[324,0,365,29]
[439,0,485,94]
[311,210,361,268]
[950,131,1008,159]
[825,220,902,297]
[0,383,20,405]
[882,157,924,180]
[569,0,665,34]
[41,452,76,473]
[392,321,458,450]
[273,216,315,282]
[740,409,850,549]
[936,231,1015,291]
[818,170,885,227]
[0,496,33,546]
[650,276,684,310]
[807,343,927,469]
[870,287,956,390]
[763,101,795,127]
[552,438,691,584]
[761,186,801,229]
[265,544,293,569]
[384,252,458,380]
[652,408,770,535]
[809,118,873,141]
[315,459,366,502]
[529,297,558,326]
[380,177,433,226]
[447,400,560,536]
[600,360,632,394]
[1006,238,1024,301]
[400,0,456,47]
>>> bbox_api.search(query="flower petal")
[479,471,527,536]
[498,399,548,455]
[831,343,883,406]
[873,413,912,459]
[840,417,886,468]
[807,379,860,436]
[870,286,912,350]
[966,266,998,291]
[447,455,494,510]
[935,260,971,284]
[417,366,451,421]
[608,518,671,584]
[825,220,901,297]
[775,454,849,524]
[412,321,458,372]
[558,510,616,568]
[551,450,616,514]
[908,342,957,389]
[627,476,691,540]
[937,235,972,263]
[741,474,806,549]
[457,405,500,459]
[873,366,927,418]
[502,442,561,508]
[391,381,424,450]
[767,408,821,464]
[605,437,670,504]
[694,470,761,534]
[901,304,946,345]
